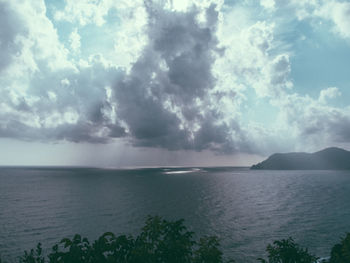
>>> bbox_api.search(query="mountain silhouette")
[251,147,350,170]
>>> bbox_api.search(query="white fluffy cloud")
[260,0,275,10]
[69,28,81,53]
[318,87,341,104]
[54,0,114,26]
[274,92,350,151]
[319,1,350,39]
[0,0,126,143]
[290,0,350,40]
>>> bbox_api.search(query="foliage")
[131,216,195,263]
[1,217,347,262]
[257,237,318,263]
[194,236,235,263]
[20,243,45,263]
[329,233,350,263]
[18,216,233,263]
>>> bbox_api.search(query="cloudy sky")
[1,0,350,167]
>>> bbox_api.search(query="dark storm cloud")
[114,51,191,150]
[113,3,239,152]
[0,118,125,144]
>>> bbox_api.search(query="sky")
[0,0,350,167]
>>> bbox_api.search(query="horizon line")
[0,164,251,170]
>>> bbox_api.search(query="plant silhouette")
[0,217,349,263]
[257,237,318,263]
[20,243,45,263]
[329,233,350,263]
[17,216,233,263]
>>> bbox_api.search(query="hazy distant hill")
[251,147,350,170]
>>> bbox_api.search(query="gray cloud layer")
[1,0,350,155]
[0,1,242,153]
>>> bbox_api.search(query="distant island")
[251,147,350,170]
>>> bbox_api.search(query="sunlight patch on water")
[163,168,202,174]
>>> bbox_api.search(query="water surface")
[0,167,350,262]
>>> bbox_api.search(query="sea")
[0,167,350,262]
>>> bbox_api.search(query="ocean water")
[0,167,350,262]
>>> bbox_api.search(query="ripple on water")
[0,168,350,262]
